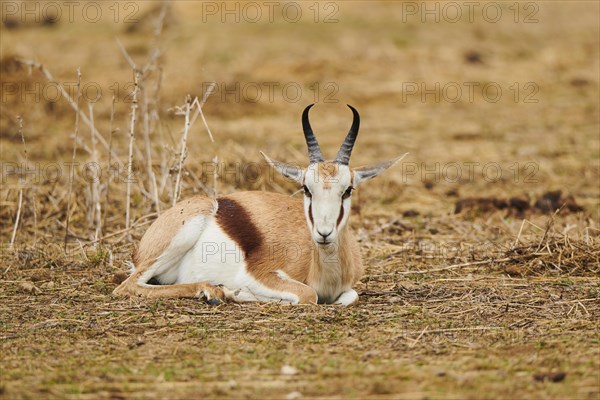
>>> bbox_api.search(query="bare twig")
[125,71,141,238]
[10,117,27,248]
[116,5,168,216]
[88,102,102,241]
[30,187,38,246]
[88,213,157,245]
[18,59,122,167]
[170,84,217,205]
[212,155,219,198]
[190,84,216,143]
[64,69,81,252]
[152,2,169,39]
[172,95,192,206]
[103,95,117,233]
[185,167,213,197]
[141,75,161,215]
[140,83,161,215]
[116,38,137,69]
[536,210,560,253]
[409,325,429,348]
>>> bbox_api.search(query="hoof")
[207,298,222,306]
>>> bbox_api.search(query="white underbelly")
[176,218,248,288]
[152,216,300,303]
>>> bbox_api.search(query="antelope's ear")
[353,152,408,186]
[261,151,304,183]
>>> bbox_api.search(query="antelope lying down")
[114,104,405,305]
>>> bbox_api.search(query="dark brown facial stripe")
[216,198,262,257]
[308,202,314,225]
[336,204,344,227]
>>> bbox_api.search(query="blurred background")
[1,1,598,241]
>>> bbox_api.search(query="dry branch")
[64,69,81,252]
[103,95,117,233]
[125,71,141,237]
[115,3,169,216]
[88,102,102,241]
[9,117,26,248]
[172,95,192,206]
[18,60,122,167]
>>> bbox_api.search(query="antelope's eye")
[302,185,312,198]
[342,186,354,200]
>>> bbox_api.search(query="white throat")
[310,228,348,303]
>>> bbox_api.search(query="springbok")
[113,104,405,305]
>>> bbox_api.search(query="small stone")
[30,270,51,282]
[570,78,589,87]
[128,336,145,349]
[281,365,298,375]
[533,372,566,382]
[371,381,392,395]
[19,281,40,293]
[175,315,193,324]
[505,265,524,277]
[464,50,483,64]
[286,391,302,400]
[41,281,55,289]
[361,350,379,361]
[402,209,420,217]
[226,380,238,389]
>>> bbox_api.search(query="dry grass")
[1,1,599,399]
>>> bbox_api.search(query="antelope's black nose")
[317,229,332,239]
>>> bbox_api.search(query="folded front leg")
[228,271,318,304]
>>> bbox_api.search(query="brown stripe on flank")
[216,198,262,257]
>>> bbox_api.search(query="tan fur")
[114,264,225,300]
[222,192,362,293]
[310,228,363,290]
[133,196,216,266]
[259,272,318,304]
[115,196,223,300]
[114,191,363,303]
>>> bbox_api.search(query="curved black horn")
[302,104,324,163]
[335,104,360,165]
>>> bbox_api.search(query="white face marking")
[302,163,353,246]
[262,150,404,247]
